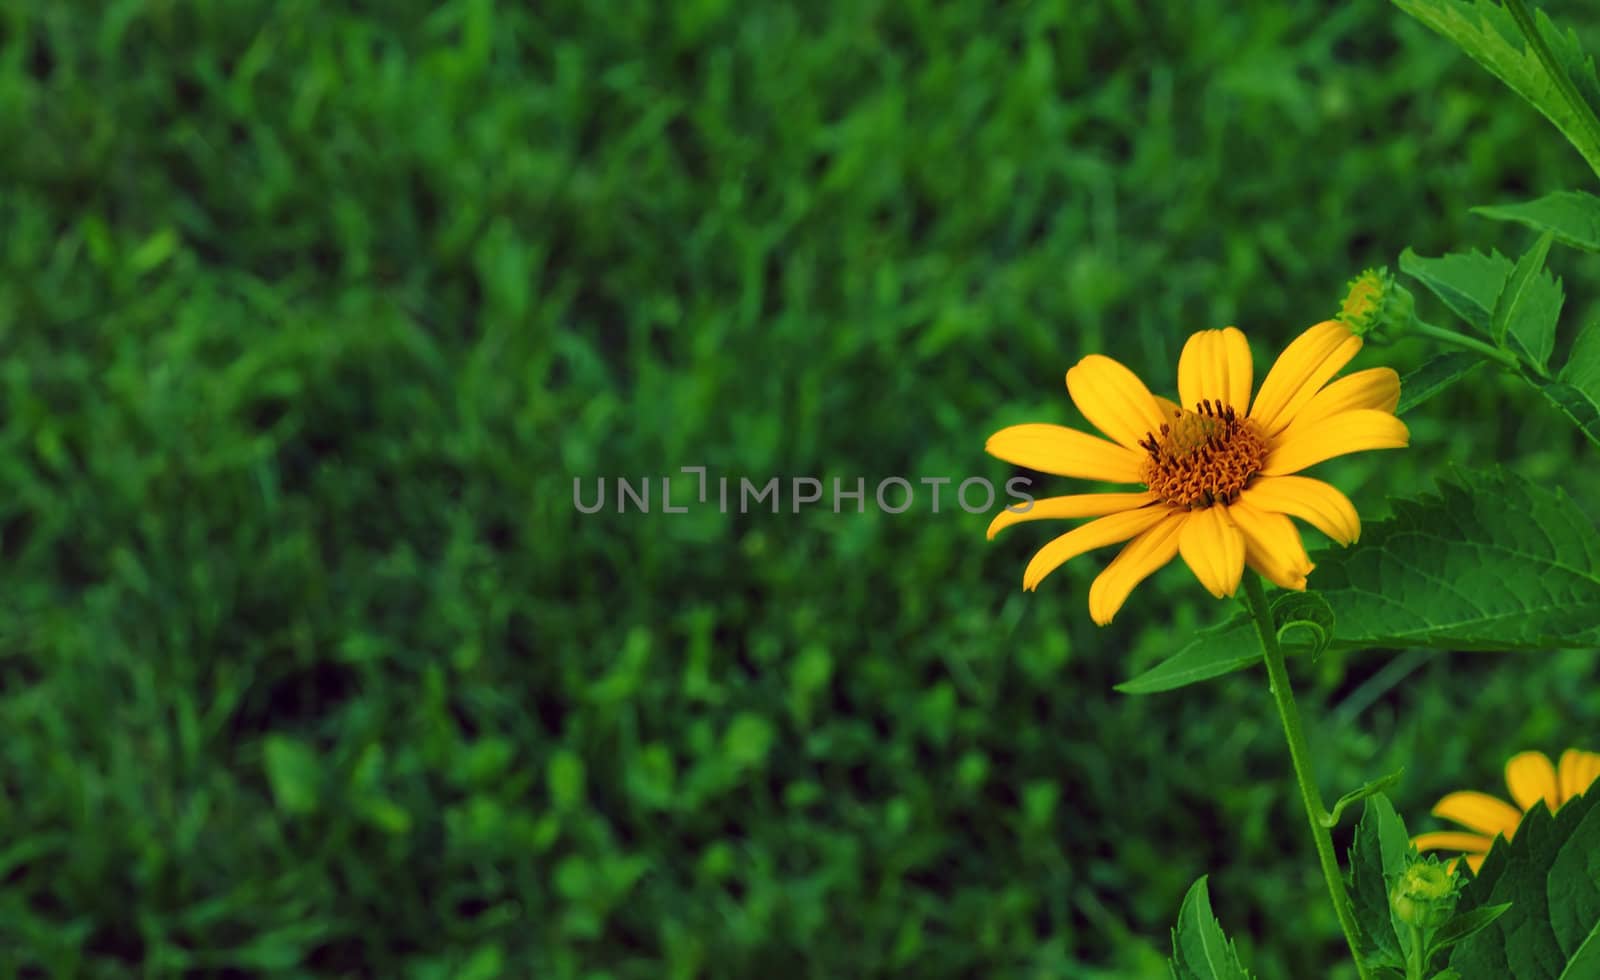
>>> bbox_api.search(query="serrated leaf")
[1393,0,1600,179]
[1312,467,1600,651]
[1474,191,1600,252]
[1398,351,1485,415]
[1449,789,1600,979]
[1168,876,1254,980]
[1562,320,1600,393]
[1429,903,1511,959]
[1115,615,1257,694]
[1399,248,1512,334]
[1535,319,1600,449]
[1490,230,1562,370]
[1349,794,1412,966]
[1534,381,1600,450]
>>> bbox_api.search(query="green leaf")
[1557,928,1600,980]
[1535,381,1600,449]
[1116,596,1335,694]
[1428,903,1511,959]
[1392,0,1600,179]
[128,227,180,275]
[1448,789,1600,979]
[546,749,587,809]
[1474,191,1600,252]
[722,712,775,768]
[219,920,333,970]
[1115,615,1258,694]
[1397,351,1485,415]
[457,945,506,980]
[1168,876,1254,980]
[1561,319,1600,394]
[357,797,414,835]
[261,735,323,816]
[1548,792,1600,960]
[1312,467,1600,651]
[1348,794,1412,967]
[1490,230,1562,370]
[1399,247,1511,334]
[1325,769,1405,829]
[1532,318,1600,449]
[1270,591,1334,657]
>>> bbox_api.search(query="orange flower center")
[1138,400,1268,508]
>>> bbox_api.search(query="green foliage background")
[3,1,1598,977]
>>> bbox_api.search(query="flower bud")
[1390,858,1459,930]
[1336,267,1414,340]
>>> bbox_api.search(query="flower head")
[1336,267,1414,339]
[1390,857,1460,930]
[1414,748,1600,874]
[985,320,1408,624]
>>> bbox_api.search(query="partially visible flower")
[1414,748,1600,873]
[1335,267,1414,340]
[984,320,1408,624]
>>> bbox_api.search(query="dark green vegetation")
[4,1,1599,976]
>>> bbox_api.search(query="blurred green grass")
[2,0,1599,976]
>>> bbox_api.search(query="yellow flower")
[1414,748,1600,874]
[985,321,1408,624]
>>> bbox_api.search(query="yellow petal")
[1177,504,1245,598]
[1066,354,1169,451]
[1154,395,1183,421]
[1177,327,1253,413]
[1465,852,1486,874]
[1582,754,1600,802]
[1413,831,1494,855]
[1249,321,1363,437]
[1236,475,1361,546]
[987,492,1158,540]
[1021,506,1174,592]
[1087,511,1187,625]
[1275,367,1400,444]
[1505,751,1560,813]
[1558,749,1600,805]
[1230,499,1313,591]
[1432,791,1525,838]
[1260,410,1410,476]
[986,424,1145,483]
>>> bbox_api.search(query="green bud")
[1336,267,1414,341]
[1390,857,1460,930]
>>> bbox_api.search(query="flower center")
[1138,400,1268,508]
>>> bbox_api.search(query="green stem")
[1406,923,1426,980]
[1504,0,1600,183]
[1241,575,1373,980]
[1410,318,1522,371]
